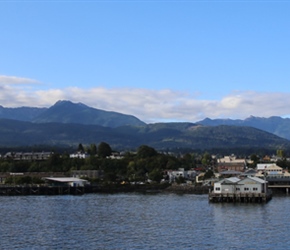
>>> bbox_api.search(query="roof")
[217,177,241,184]
[257,163,282,170]
[227,177,241,183]
[241,169,257,176]
[220,170,242,175]
[217,176,267,185]
[218,156,246,164]
[239,176,267,184]
[44,177,88,183]
[245,169,257,174]
[247,176,267,184]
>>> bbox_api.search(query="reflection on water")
[1,194,290,249]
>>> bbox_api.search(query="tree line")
[0,142,216,184]
[1,142,289,185]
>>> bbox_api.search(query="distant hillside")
[0,101,290,149]
[0,119,289,151]
[0,100,146,128]
[0,106,47,121]
[130,123,290,150]
[197,116,290,140]
[32,100,146,128]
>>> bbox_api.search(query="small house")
[213,176,267,195]
[44,177,89,187]
[237,176,267,194]
[214,177,240,194]
[210,176,271,203]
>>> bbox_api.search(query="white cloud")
[0,77,290,123]
[0,75,40,85]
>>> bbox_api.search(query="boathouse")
[209,176,271,203]
[44,177,89,187]
[237,176,267,194]
[213,176,267,194]
[213,177,240,194]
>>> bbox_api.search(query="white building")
[213,176,267,194]
[167,169,198,183]
[44,177,89,187]
[256,163,283,175]
[167,168,188,183]
[69,152,89,159]
[214,177,240,194]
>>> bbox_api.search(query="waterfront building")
[44,177,89,187]
[213,176,267,194]
[209,176,271,202]
[213,177,240,194]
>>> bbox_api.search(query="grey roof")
[220,170,242,175]
[246,176,267,184]
[217,177,241,184]
[241,169,257,176]
[227,177,241,183]
[44,177,87,183]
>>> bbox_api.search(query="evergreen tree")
[97,142,112,158]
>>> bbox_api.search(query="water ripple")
[1,194,290,249]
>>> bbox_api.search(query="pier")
[209,192,272,203]
[0,185,85,196]
[0,183,171,196]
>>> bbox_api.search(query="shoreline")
[0,184,286,196]
[0,184,211,196]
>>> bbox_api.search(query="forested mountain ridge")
[0,100,290,151]
[0,100,145,128]
[1,100,290,140]
[0,119,289,151]
[0,105,47,121]
[197,116,290,140]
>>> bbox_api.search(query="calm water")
[1,193,290,250]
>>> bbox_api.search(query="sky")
[1,0,290,123]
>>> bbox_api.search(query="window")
[244,187,249,191]
[215,187,220,191]
[236,188,240,191]
[253,188,258,191]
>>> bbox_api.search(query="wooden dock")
[0,183,168,195]
[209,192,272,203]
[0,186,85,196]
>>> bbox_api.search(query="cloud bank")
[0,76,289,123]
[0,75,40,85]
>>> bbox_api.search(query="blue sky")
[1,0,290,123]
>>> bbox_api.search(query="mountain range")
[0,100,290,152]
[197,116,290,140]
[0,100,145,128]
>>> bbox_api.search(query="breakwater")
[0,186,86,195]
[0,184,211,196]
[0,184,168,196]
[209,192,272,203]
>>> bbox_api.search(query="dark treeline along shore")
[0,141,290,195]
